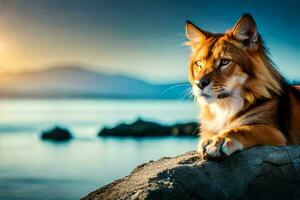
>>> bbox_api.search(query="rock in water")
[41,126,73,141]
[98,118,199,137]
[82,146,300,200]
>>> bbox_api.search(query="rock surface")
[82,146,300,200]
[98,118,198,137]
[41,126,73,141]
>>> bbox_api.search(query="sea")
[0,99,199,200]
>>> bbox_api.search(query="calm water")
[0,99,199,200]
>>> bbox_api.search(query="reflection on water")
[0,99,198,200]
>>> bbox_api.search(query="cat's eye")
[219,59,231,67]
[195,60,202,69]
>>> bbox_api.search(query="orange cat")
[185,14,300,159]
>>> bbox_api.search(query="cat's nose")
[196,77,211,90]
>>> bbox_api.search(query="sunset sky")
[0,0,299,83]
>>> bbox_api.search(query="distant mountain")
[0,66,191,99]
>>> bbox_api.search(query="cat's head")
[186,14,282,104]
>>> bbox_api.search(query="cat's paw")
[198,135,243,159]
[197,137,212,159]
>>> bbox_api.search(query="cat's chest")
[200,101,242,134]
[201,110,232,133]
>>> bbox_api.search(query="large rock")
[98,118,198,137]
[82,146,300,200]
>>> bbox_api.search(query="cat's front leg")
[201,135,243,159]
[200,124,286,159]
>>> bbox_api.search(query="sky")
[0,0,299,83]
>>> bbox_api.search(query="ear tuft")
[232,14,258,44]
[185,20,206,43]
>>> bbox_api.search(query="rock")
[82,146,300,200]
[41,126,73,141]
[98,118,199,137]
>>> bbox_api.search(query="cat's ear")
[185,20,207,44]
[232,14,258,45]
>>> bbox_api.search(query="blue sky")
[0,0,299,83]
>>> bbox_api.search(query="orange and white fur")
[185,14,300,159]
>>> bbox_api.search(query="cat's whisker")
[160,83,190,96]
[179,88,193,102]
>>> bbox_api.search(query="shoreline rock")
[98,118,199,137]
[41,126,73,141]
[82,146,300,200]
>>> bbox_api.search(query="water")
[0,99,199,200]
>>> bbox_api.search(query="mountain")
[0,66,191,99]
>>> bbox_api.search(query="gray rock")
[82,146,300,200]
